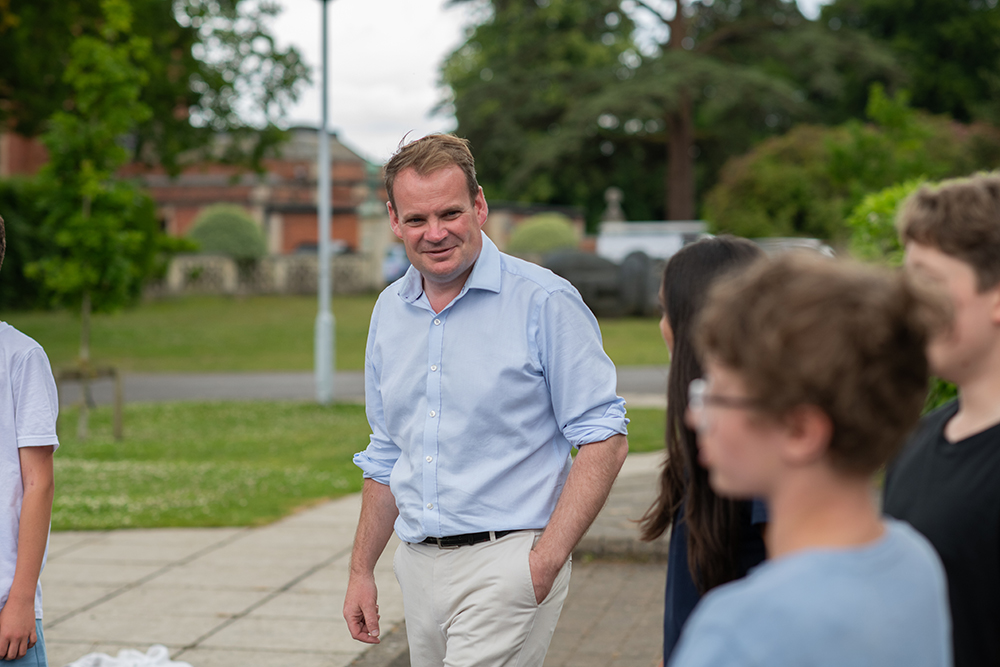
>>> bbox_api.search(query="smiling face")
[904,241,1000,385]
[387,165,488,301]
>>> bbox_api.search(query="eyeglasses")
[688,378,760,430]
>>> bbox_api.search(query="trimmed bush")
[187,204,267,261]
[507,214,578,256]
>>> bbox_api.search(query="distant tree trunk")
[667,92,695,220]
[78,192,94,440]
[77,289,92,440]
[665,2,696,220]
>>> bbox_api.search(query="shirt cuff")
[563,398,629,447]
[18,435,60,451]
[353,450,394,486]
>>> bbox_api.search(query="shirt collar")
[396,231,502,304]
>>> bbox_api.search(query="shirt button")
[433,318,441,325]
[426,503,434,509]
[429,410,437,417]
[426,456,433,462]
[430,364,438,372]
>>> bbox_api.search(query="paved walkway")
[42,452,669,667]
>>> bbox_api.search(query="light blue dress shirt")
[354,233,628,543]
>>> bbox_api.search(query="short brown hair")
[696,254,947,475]
[897,173,1000,291]
[383,134,479,211]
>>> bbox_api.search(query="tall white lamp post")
[315,0,335,404]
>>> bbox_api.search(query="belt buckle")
[436,537,462,549]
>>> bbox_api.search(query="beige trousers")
[393,530,571,667]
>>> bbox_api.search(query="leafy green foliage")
[25,0,171,317]
[702,124,846,239]
[823,0,1000,123]
[706,86,1000,240]
[925,377,958,414]
[0,0,308,173]
[843,177,959,413]
[0,178,51,310]
[442,0,649,228]
[845,179,924,264]
[187,203,267,261]
[444,0,904,224]
[507,213,578,255]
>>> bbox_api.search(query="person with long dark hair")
[638,235,766,665]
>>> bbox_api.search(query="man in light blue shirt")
[343,135,629,667]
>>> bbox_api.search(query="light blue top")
[669,519,952,667]
[354,233,628,543]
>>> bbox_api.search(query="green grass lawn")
[3,295,668,372]
[53,401,665,530]
[5,295,377,372]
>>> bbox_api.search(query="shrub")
[705,85,1000,242]
[187,204,267,261]
[845,179,924,265]
[845,178,957,412]
[0,178,52,310]
[507,213,578,256]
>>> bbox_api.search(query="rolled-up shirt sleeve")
[354,299,400,485]
[536,288,628,448]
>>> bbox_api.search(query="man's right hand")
[343,572,381,644]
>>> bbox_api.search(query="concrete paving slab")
[240,590,342,620]
[277,495,363,527]
[89,586,268,618]
[214,526,351,552]
[42,584,122,612]
[47,532,108,559]
[46,641,161,667]
[149,563,297,592]
[194,545,342,569]
[543,561,664,667]
[47,609,223,647]
[176,647,358,667]
[198,616,352,653]
[47,528,245,566]
[42,561,166,587]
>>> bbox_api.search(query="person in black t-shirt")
[883,173,1000,667]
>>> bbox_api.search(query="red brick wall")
[282,212,359,253]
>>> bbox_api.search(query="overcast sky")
[270,0,827,164]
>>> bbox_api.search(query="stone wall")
[156,254,380,296]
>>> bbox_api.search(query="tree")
[605,0,903,219]
[823,0,1000,123]
[0,178,51,310]
[704,85,1000,240]
[441,0,654,228]
[443,0,903,224]
[0,0,309,173]
[25,0,182,436]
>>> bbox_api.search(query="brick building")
[120,126,377,255]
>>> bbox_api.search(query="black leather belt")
[421,530,516,548]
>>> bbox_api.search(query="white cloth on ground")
[65,645,192,667]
